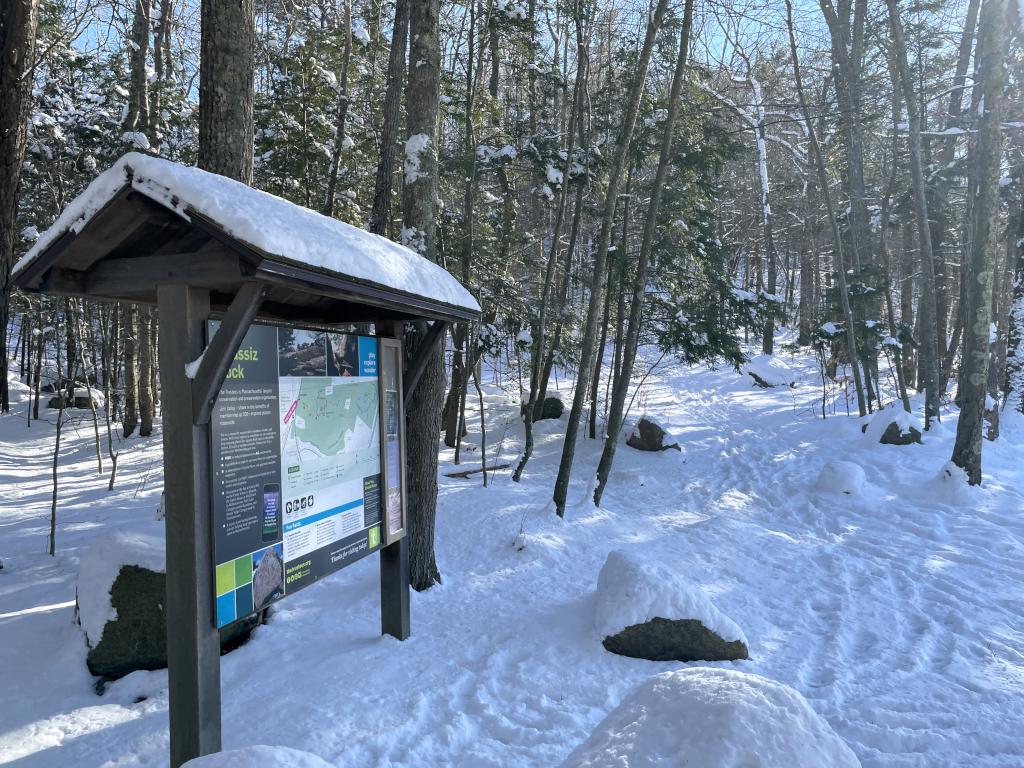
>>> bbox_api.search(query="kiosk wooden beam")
[158,285,222,767]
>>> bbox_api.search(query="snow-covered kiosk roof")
[13,152,480,324]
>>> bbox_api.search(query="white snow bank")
[594,550,746,644]
[863,404,922,444]
[561,667,861,768]
[14,152,479,313]
[815,461,866,496]
[183,746,333,768]
[744,354,797,387]
[76,531,165,646]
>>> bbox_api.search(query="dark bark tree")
[402,0,444,591]
[951,0,1012,485]
[0,0,39,413]
[369,0,409,237]
[198,0,255,182]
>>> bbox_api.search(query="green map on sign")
[292,378,378,455]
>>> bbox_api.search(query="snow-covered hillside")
[1,344,1023,767]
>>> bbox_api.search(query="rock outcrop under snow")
[560,667,861,768]
[182,746,334,768]
[625,415,680,453]
[595,550,747,662]
[815,461,867,496]
[863,404,923,445]
[744,354,797,388]
[76,530,255,681]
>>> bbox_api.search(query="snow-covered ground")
[2,342,1023,767]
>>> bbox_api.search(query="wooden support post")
[158,284,222,767]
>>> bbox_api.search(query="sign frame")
[378,336,408,546]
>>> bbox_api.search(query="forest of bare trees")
[1,0,1022,580]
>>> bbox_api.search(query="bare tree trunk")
[122,304,139,437]
[552,0,670,517]
[951,0,1011,484]
[198,0,254,182]
[887,0,942,427]
[0,0,40,414]
[594,0,693,505]
[369,0,408,237]
[124,0,152,140]
[323,0,353,216]
[139,307,155,436]
[402,0,444,590]
[786,0,866,418]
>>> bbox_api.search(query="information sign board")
[210,322,383,628]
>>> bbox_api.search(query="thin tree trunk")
[322,0,353,216]
[552,0,670,517]
[951,0,1010,484]
[138,307,155,436]
[887,0,942,427]
[594,0,693,505]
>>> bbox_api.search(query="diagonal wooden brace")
[403,320,449,409]
[191,281,266,425]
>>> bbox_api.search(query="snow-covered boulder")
[77,531,255,681]
[595,550,747,662]
[863,405,922,446]
[815,461,866,496]
[183,746,333,768]
[47,386,105,410]
[561,668,861,768]
[625,415,680,453]
[744,354,797,388]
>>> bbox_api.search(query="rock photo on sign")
[278,328,328,377]
[328,333,360,377]
[252,544,285,610]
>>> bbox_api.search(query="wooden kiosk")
[13,153,480,767]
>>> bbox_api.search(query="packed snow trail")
[1,347,1023,767]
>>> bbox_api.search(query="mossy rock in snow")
[626,415,680,452]
[82,564,257,681]
[862,405,923,446]
[603,617,748,662]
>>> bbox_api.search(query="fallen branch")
[445,463,510,479]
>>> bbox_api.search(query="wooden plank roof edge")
[16,175,480,324]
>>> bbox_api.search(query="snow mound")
[595,550,746,645]
[182,746,333,768]
[815,461,866,496]
[561,667,861,768]
[77,531,165,646]
[14,152,479,314]
[744,355,797,387]
[863,404,922,444]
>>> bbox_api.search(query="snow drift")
[182,746,333,767]
[561,668,861,768]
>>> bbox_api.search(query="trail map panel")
[210,322,382,628]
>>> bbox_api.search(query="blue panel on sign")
[216,592,236,628]
[358,336,378,377]
[235,582,254,618]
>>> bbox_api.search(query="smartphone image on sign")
[262,483,282,543]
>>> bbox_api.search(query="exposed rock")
[862,405,923,445]
[603,617,748,662]
[82,564,257,681]
[47,386,105,410]
[626,415,680,452]
[595,550,747,663]
[744,354,797,388]
[538,396,564,421]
